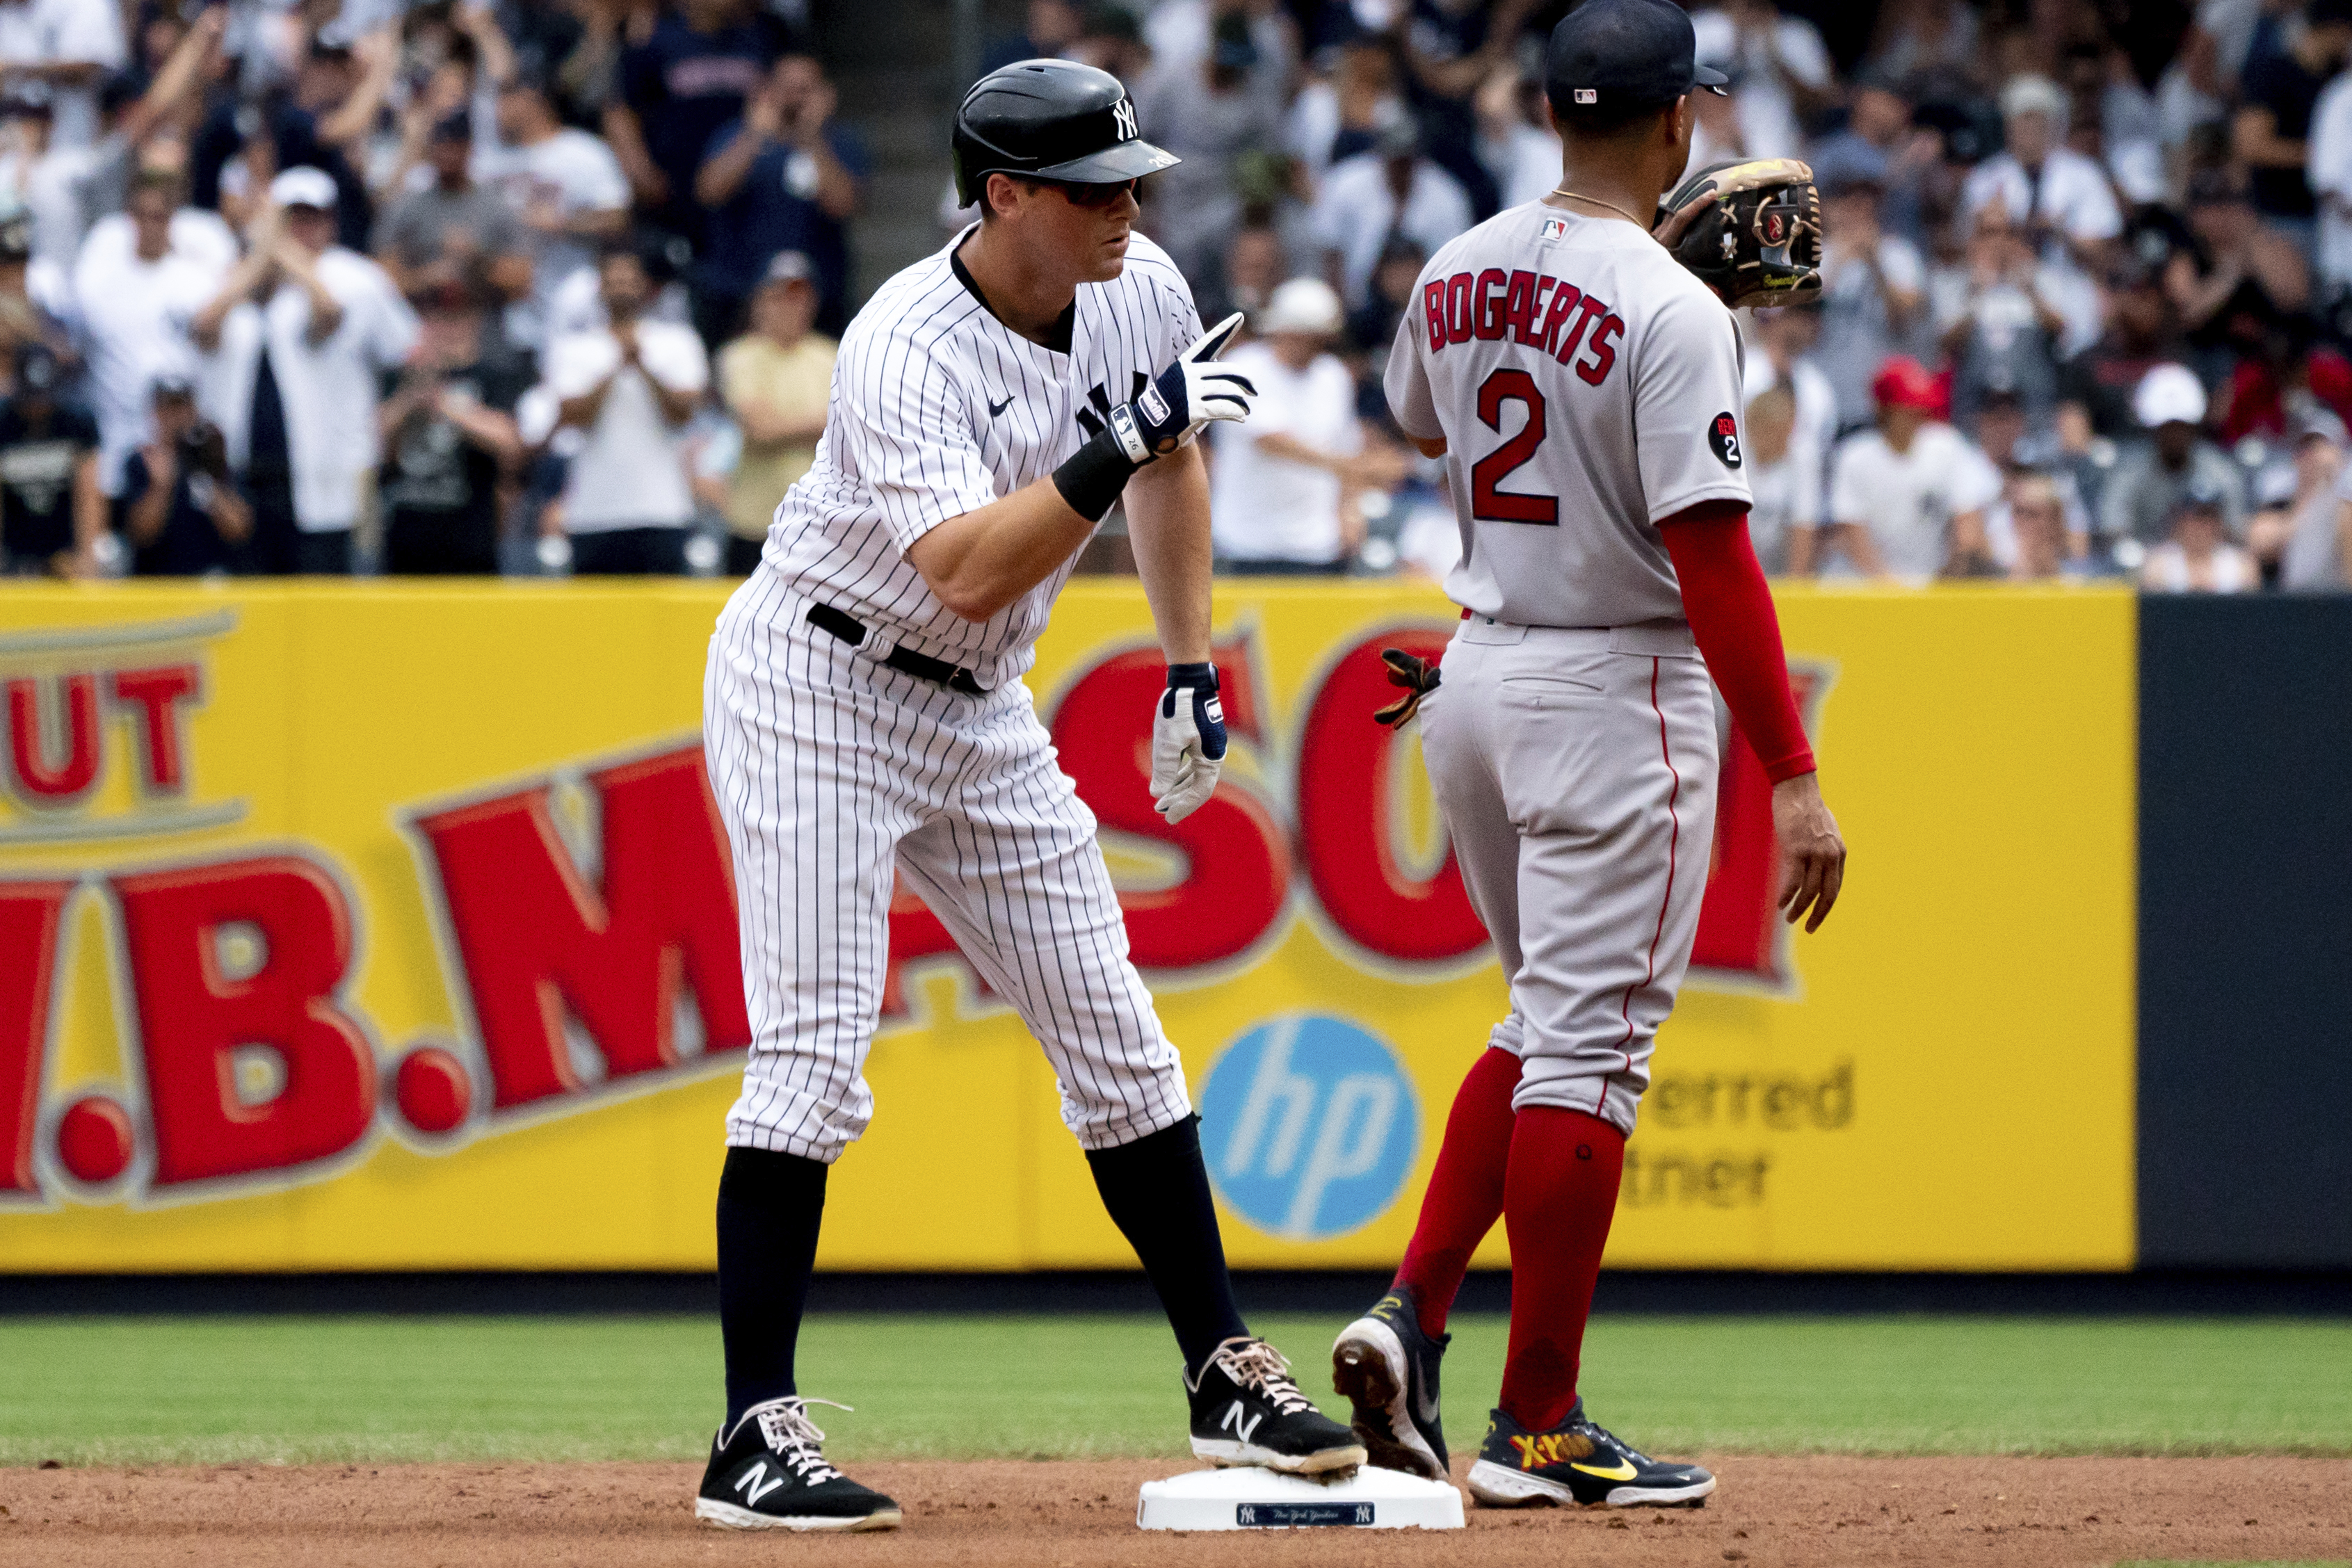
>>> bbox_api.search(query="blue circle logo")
[1198,1015,1419,1240]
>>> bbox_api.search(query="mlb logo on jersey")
[1539,216,1568,243]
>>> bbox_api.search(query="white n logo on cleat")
[734,1462,784,1505]
[1221,1402,1263,1444]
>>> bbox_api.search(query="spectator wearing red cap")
[1800,355,2001,579]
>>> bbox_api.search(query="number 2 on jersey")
[1469,370,1556,526]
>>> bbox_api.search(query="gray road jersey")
[1385,202,1751,629]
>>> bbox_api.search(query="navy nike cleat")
[1330,1284,1451,1480]
[1465,1400,1715,1508]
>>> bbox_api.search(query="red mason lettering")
[6,672,102,805]
[413,748,752,1110]
[1423,279,1449,350]
[109,665,200,795]
[113,854,375,1187]
[1049,642,1287,969]
[1690,670,1822,987]
[1296,632,1488,962]
[0,880,73,1195]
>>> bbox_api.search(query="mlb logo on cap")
[1545,0,1728,118]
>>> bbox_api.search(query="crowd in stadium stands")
[0,0,2345,593]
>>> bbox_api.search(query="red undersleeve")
[1657,502,1817,784]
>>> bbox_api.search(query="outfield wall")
[0,581,2324,1274]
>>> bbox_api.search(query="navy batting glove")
[1150,663,1227,824]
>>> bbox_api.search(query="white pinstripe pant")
[1419,617,1721,1137]
[703,574,1194,1162]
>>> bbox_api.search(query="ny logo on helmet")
[1113,97,1137,140]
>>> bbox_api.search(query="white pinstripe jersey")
[758,225,1202,686]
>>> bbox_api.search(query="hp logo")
[1200,1015,1418,1240]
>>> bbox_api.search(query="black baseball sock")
[1086,1115,1248,1377]
[716,1145,828,1429]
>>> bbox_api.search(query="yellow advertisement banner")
[0,581,2134,1272]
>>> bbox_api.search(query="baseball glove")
[1372,649,1441,728]
[1657,158,1823,310]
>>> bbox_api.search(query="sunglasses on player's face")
[1040,177,1138,209]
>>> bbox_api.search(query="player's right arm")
[904,480,1102,622]
[889,316,1253,622]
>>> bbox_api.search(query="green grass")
[1,1314,2346,1466]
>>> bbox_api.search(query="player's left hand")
[1151,662,1227,824]
[1771,771,1846,931]
[1111,314,1257,464]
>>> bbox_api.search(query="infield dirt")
[3,1455,2347,1567]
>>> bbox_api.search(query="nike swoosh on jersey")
[988,394,1014,416]
[1568,1458,1641,1480]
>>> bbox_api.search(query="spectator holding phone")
[116,375,249,576]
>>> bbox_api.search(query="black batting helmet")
[951,59,1177,209]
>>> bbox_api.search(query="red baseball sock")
[1498,1106,1627,1434]
[1392,1047,1521,1339]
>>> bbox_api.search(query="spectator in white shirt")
[2311,65,2352,294]
[2248,415,2348,588]
[542,243,707,574]
[190,166,419,574]
[1960,75,2124,273]
[2139,485,2257,592]
[1740,381,1801,572]
[0,0,125,151]
[1,4,216,272]
[1474,65,1558,211]
[1312,113,1472,310]
[1999,472,2084,582]
[1209,277,1390,574]
[71,167,222,494]
[1134,11,1284,289]
[1807,355,2002,579]
[1742,303,1835,530]
[482,76,629,346]
[1689,0,1835,161]
[1810,145,1927,430]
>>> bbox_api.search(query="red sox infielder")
[1329,0,1847,1510]
[694,60,1362,1531]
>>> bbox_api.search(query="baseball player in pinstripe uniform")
[1327,0,1846,1511]
[693,60,1363,1531]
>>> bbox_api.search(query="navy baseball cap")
[1545,0,1728,118]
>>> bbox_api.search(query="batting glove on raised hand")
[1106,313,1255,464]
[1151,662,1227,825]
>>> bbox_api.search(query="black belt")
[806,604,990,695]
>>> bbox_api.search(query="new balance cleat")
[1465,1400,1715,1509]
[694,1397,903,1530]
[1330,1284,1451,1480]
[1186,1336,1367,1476]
